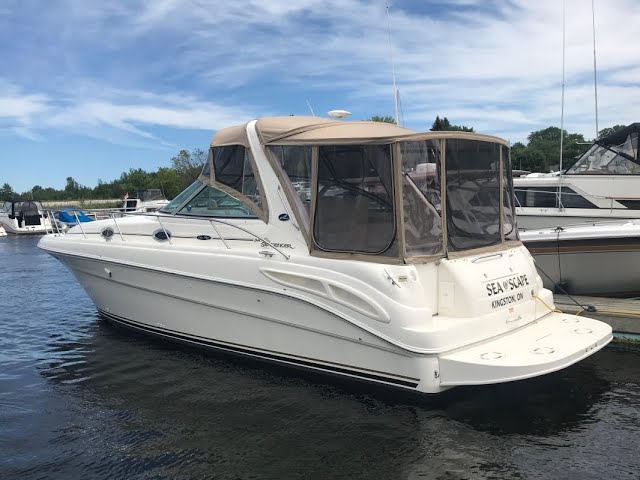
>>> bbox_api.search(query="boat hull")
[0,216,50,235]
[517,211,640,230]
[524,236,640,295]
[55,252,436,391]
[0,221,49,235]
[42,242,611,394]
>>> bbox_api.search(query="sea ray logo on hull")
[253,238,294,249]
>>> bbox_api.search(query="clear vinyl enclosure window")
[445,139,502,251]
[567,132,639,175]
[268,145,313,212]
[502,145,518,241]
[400,140,443,256]
[213,145,263,210]
[313,144,397,255]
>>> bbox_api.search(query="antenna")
[386,5,400,126]
[559,0,566,175]
[306,99,316,117]
[592,0,599,138]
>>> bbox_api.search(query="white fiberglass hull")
[517,209,640,230]
[0,214,51,235]
[40,226,612,394]
[56,252,431,390]
[522,221,640,295]
[0,219,49,235]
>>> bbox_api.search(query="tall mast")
[592,0,599,138]
[559,0,566,174]
[386,5,400,126]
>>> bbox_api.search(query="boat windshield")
[160,181,203,214]
[566,131,639,175]
[159,180,257,218]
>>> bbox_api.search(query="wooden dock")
[554,294,640,342]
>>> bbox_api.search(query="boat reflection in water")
[23,308,618,479]
[39,117,612,394]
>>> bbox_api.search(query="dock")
[554,295,640,342]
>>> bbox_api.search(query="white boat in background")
[122,189,169,212]
[521,219,640,296]
[38,116,611,394]
[514,123,640,230]
[0,224,6,236]
[0,200,52,235]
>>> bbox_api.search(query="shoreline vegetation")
[1,118,626,203]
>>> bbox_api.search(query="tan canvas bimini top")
[210,116,509,148]
[211,116,416,147]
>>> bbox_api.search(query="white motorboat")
[122,189,170,212]
[38,117,612,394]
[514,123,640,229]
[0,200,52,235]
[521,219,640,296]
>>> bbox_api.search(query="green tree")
[510,142,527,171]
[598,124,627,139]
[430,116,474,132]
[0,183,15,199]
[64,176,80,196]
[154,168,184,199]
[527,127,587,172]
[368,115,397,124]
[171,148,207,187]
[118,168,153,197]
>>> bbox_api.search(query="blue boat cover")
[57,209,93,224]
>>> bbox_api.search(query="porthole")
[101,227,115,239]
[153,229,172,241]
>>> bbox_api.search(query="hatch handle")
[471,252,503,263]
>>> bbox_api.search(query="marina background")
[0,120,623,204]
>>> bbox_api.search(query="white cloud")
[1,0,639,146]
[0,85,50,140]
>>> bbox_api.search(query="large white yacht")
[38,117,612,394]
[514,123,640,229]
[0,200,52,234]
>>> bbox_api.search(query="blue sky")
[2,0,639,193]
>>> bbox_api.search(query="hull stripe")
[98,309,420,389]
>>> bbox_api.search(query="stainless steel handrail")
[156,215,173,245]
[73,210,87,238]
[209,220,230,249]
[55,211,291,261]
[108,213,125,241]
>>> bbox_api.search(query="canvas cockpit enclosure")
[195,116,518,264]
[2,200,44,226]
[566,122,640,174]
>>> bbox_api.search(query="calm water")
[1,236,639,480]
